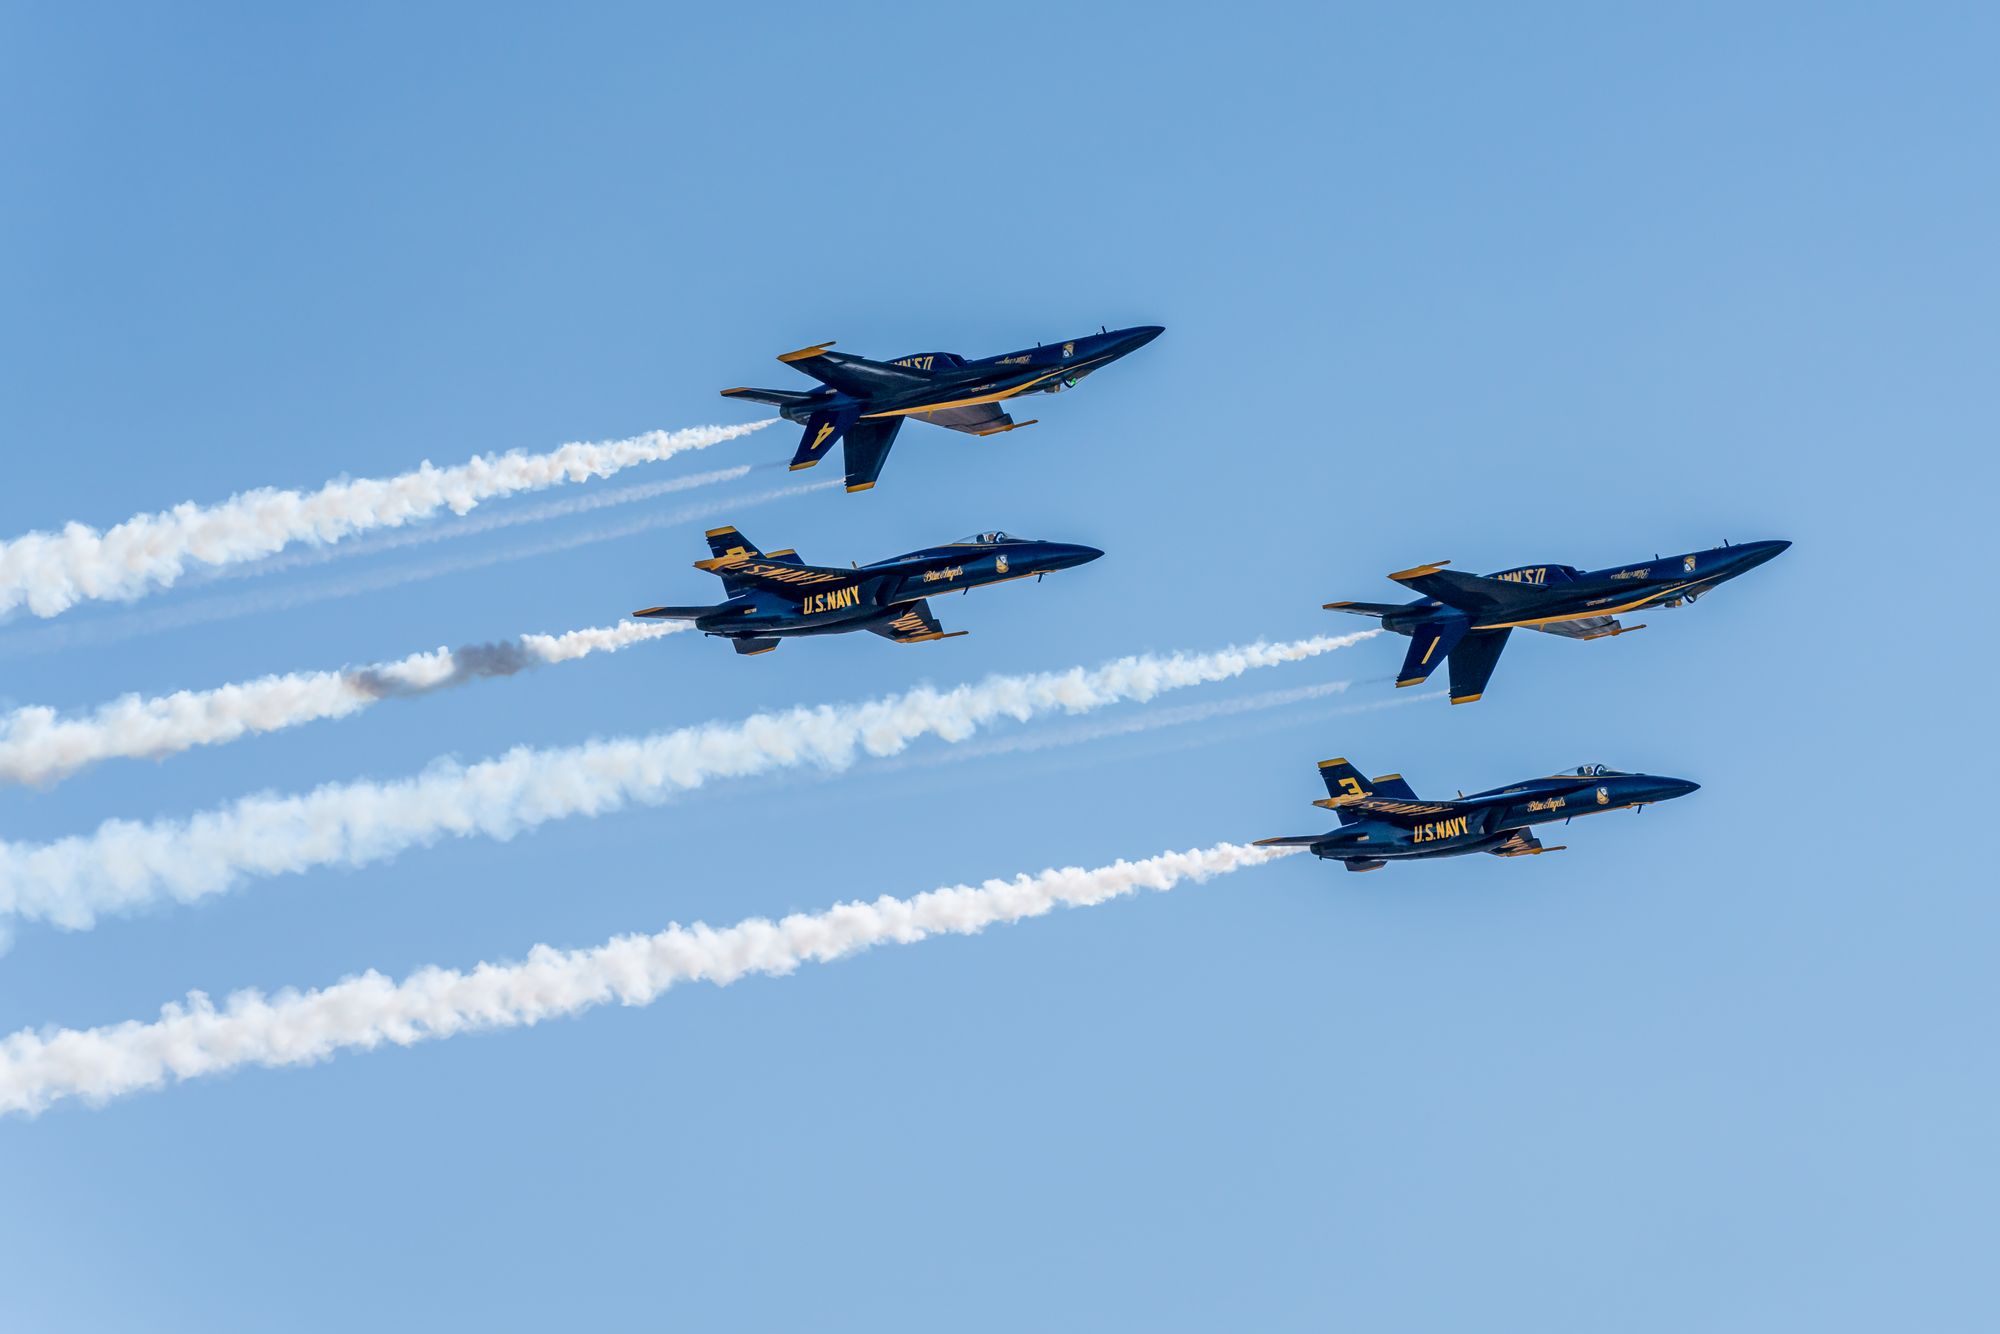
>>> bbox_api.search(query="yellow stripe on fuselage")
[1471,579,1702,630]
[858,353,1114,420]
[860,368,1066,418]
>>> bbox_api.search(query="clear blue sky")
[2,3,1994,1329]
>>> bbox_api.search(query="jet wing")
[776,343,935,397]
[1344,796,1462,821]
[915,402,1039,437]
[1536,615,1646,641]
[866,599,967,645]
[694,550,855,598]
[1387,562,1547,616]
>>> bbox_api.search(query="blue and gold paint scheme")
[719,325,1164,492]
[1255,758,1699,872]
[631,526,1102,656]
[1322,539,1789,704]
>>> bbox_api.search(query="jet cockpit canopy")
[953,530,1028,546]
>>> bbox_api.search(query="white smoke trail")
[0,841,1295,1115]
[195,464,757,585]
[0,631,1376,933]
[0,420,772,618]
[0,480,834,661]
[0,621,685,787]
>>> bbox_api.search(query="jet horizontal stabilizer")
[632,604,718,620]
[720,386,815,408]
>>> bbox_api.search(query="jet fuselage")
[770,325,1165,426]
[1305,770,1701,864]
[1376,540,1790,635]
[695,537,1103,640]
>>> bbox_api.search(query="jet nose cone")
[1116,325,1165,355]
[1662,778,1701,800]
[1736,539,1791,569]
[1052,543,1105,570]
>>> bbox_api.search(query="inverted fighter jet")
[1256,757,1699,872]
[1324,539,1789,704]
[633,525,1102,655]
[720,325,1164,492]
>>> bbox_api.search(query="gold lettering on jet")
[802,586,862,616]
[1495,567,1548,585]
[922,566,964,584]
[1525,796,1566,812]
[1412,815,1471,843]
[737,562,846,586]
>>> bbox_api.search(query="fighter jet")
[720,325,1164,492]
[1256,757,1699,872]
[633,525,1102,655]
[1324,539,1789,704]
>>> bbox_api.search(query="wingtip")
[1388,559,1452,581]
[1449,693,1483,705]
[845,482,876,493]
[777,341,835,363]
[972,418,1040,437]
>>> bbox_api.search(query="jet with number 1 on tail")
[720,324,1164,493]
[633,525,1102,655]
[1323,539,1789,705]
[1256,758,1699,872]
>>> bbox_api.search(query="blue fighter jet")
[720,325,1164,492]
[1324,539,1790,704]
[1256,757,1699,872]
[633,525,1103,655]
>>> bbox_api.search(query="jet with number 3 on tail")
[720,325,1164,492]
[1323,539,1789,704]
[633,525,1102,655]
[1256,757,1699,872]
